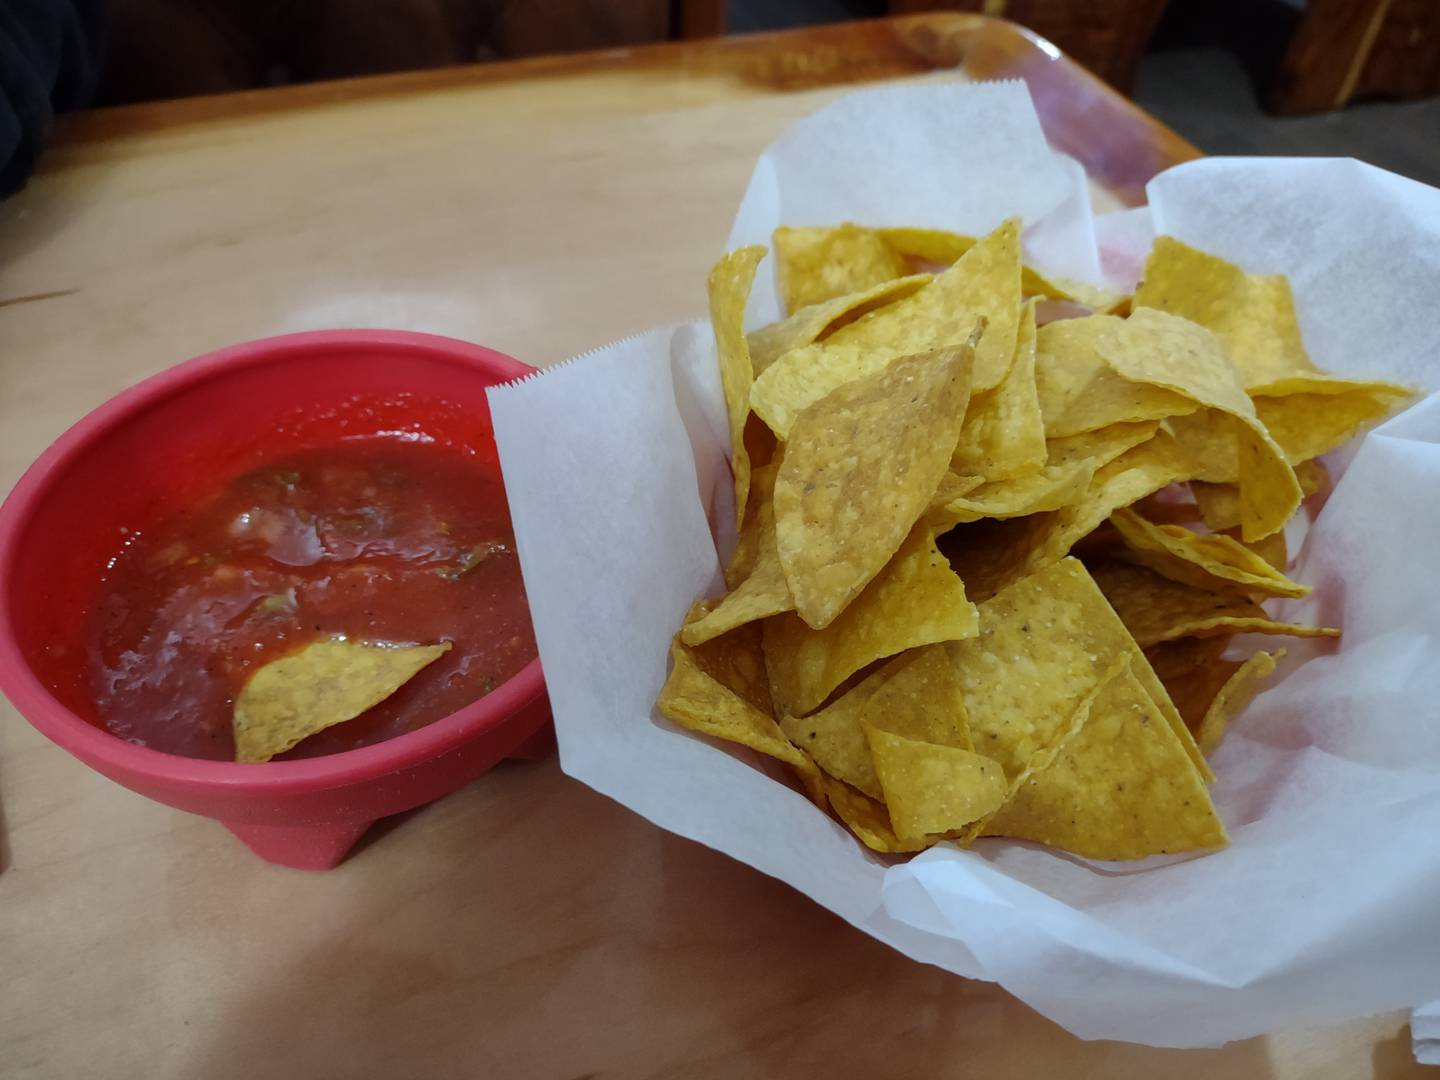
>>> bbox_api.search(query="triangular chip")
[929,461,1094,532]
[775,345,973,628]
[234,639,451,763]
[772,223,910,314]
[946,557,1210,784]
[825,218,1021,391]
[764,525,979,717]
[977,663,1228,859]
[1195,649,1283,755]
[1094,307,1300,539]
[681,603,774,717]
[723,457,781,588]
[1254,387,1412,465]
[682,497,793,646]
[708,245,767,527]
[748,274,932,376]
[1133,235,1315,388]
[657,640,822,803]
[865,725,1008,841]
[1035,315,1198,438]
[950,298,1047,480]
[779,644,969,799]
[1089,559,1340,648]
[1109,507,1309,598]
[1045,421,1159,472]
[819,775,928,854]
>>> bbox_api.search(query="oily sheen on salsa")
[88,439,535,760]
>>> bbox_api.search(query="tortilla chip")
[764,526,979,717]
[929,461,1094,531]
[708,246,767,527]
[683,497,794,646]
[658,640,821,795]
[977,663,1228,859]
[724,457,780,588]
[1133,236,1316,388]
[865,725,1008,841]
[947,557,1209,783]
[775,345,973,628]
[1195,649,1283,755]
[1045,421,1159,473]
[682,602,775,717]
[779,644,970,799]
[826,218,1021,391]
[879,225,1122,310]
[1296,458,1329,498]
[773,224,911,314]
[234,639,451,763]
[1090,559,1340,648]
[1035,315,1198,438]
[1230,527,1288,571]
[820,775,928,854]
[1109,507,1310,598]
[951,298,1047,480]
[1145,635,1232,691]
[748,274,933,376]
[1095,307,1300,539]
[1255,388,1410,465]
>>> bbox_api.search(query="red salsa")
[88,439,535,760]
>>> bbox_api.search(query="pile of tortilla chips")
[657,220,1415,860]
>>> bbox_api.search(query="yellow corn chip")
[775,346,973,628]
[947,557,1210,783]
[865,725,1008,841]
[682,602,775,717]
[1195,649,1283,755]
[1109,507,1310,598]
[682,498,793,646]
[723,457,780,588]
[879,225,1123,310]
[820,775,929,854]
[1036,315,1199,438]
[750,344,886,439]
[708,245,767,528]
[1296,458,1329,498]
[658,640,822,796]
[951,298,1047,480]
[748,274,933,376]
[1045,421,1159,472]
[929,461,1094,531]
[1094,307,1300,539]
[1255,388,1410,465]
[977,663,1228,859]
[779,644,969,799]
[1193,457,1327,533]
[234,639,451,763]
[1133,236,1315,387]
[1090,559,1340,648]
[825,218,1021,391]
[764,525,979,717]
[773,224,910,314]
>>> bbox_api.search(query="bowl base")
[223,819,372,870]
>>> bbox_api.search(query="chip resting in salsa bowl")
[657,220,1415,859]
[88,439,536,763]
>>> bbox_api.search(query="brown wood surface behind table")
[57,15,1199,207]
[1271,0,1440,114]
[889,0,1172,92]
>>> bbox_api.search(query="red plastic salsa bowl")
[0,330,550,870]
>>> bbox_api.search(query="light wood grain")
[0,15,1421,1079]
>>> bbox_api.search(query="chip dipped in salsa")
[87,438,535,761]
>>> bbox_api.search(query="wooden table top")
[0,14,1425,1078]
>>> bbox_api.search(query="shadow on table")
[180,757,1281,1079]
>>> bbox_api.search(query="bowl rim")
[0,328,546,795]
